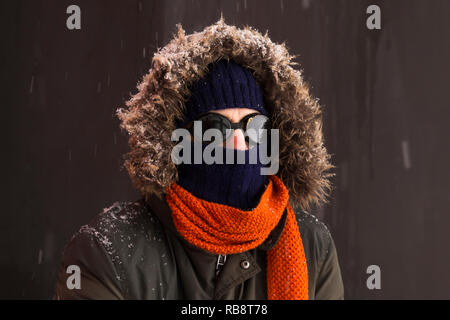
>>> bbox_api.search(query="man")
[54,17,344,300]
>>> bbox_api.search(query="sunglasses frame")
[186,112,270,144]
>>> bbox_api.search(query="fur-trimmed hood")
[116,16,335,211]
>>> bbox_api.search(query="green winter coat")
[54,195,344,300]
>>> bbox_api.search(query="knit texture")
[165,175,309,300]
[179,59,267,127]
[177,142,268,210]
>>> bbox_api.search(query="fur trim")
[116,16,335,211]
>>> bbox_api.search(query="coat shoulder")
[294,209,332,258]
[56,199,169,299]
[77,199,169,267]
[82,199,165,246]
[292,208,344,300]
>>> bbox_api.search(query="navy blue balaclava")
[176,59,269,210]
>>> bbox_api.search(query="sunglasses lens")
[201,115,231,142]
[246,115,270,144]
[191,113,269,144]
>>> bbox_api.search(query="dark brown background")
[1,0,449,299]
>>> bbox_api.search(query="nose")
[224,129,248,150]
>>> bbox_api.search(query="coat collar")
[143,193,288,299]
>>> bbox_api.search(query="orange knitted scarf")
[165,175,308,300]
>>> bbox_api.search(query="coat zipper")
[215,254,227,277]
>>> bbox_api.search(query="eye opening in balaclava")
[175,59,270,210]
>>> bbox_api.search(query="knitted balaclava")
[176,59,269,210]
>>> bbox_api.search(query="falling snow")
[301,0,311,9]
[29,76,34,94]
[38,249,43,264]
[401,140,411,170]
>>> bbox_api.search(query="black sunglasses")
[186,112,271,144]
